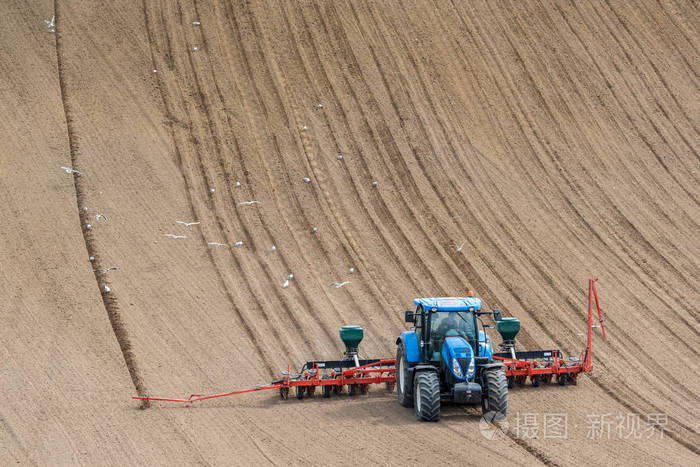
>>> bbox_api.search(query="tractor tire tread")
[414,372,440,422]
[396,343,413,407]
[483,369,508,416]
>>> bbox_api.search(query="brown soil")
[1,0,698,465]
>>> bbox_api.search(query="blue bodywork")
[479,330,493,360]
[414,297,482,311]
[442,336,475,380]
[400,331,421,362]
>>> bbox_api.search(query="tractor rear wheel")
[396,343,413,407]
[481,369,508,416]
[413,372,440,422]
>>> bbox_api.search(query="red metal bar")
[132,384,283,403]
[592,279,607,338]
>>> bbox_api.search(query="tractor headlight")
[466,357,475,379]
[452,357,463,379]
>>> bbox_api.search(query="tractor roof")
[413,297,482,311]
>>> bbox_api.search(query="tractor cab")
[410,297,490,365]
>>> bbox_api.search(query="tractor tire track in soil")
[53,0,148,406]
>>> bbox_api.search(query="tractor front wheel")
[396,343,413,407]
[482,369,508,416]
[413,372,440,422]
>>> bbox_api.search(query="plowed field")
[1,1,698,465]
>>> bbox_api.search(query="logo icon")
[479,411,509,440]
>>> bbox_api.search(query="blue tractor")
[395,296,508,421]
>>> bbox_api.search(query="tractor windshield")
[431,311,476,341]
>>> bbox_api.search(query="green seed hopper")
[496,317,520,342]
[340,325,364,352]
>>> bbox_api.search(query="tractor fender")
[397,331,421,363]
[407,364,438,396]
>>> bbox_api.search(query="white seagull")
[233,241,244,247]
[95,214,108,221]
[192,21,201,25]
[207,242,228,247]
[302,177,311,183]
[239,200,260,206]
[45,16,55,28]
[103,285,111,293]
[449,242,465,252]
[330,281,351,289]
[270,245,277,252]
[282,280,290,289]
[176,220,200,227]
[93,267,118,273]
[60,166,82,175]
[164,234,186,239]
[349,267,355,274]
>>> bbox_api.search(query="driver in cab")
[437,312,458,336]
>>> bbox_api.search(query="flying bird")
[61,166,81,175]
[93,267,118,273]
[302,177,311,183]
[45,16,55,28]
[282,280,290,289]
[164,234,186,239]
[330,281,351,289]
[192,21,201,25]
[233,241,244,247]
[95,214,108,221]
[207,242,228,247]
[239,200,260,206]
[449,242,465,252]
[176,220,200,227]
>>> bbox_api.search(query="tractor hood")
[441,336,475,381]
